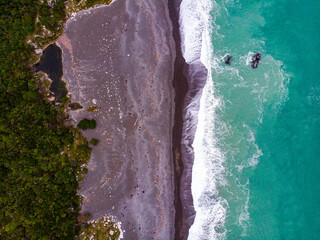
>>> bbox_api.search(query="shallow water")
[187,0,320,239]
[35,43,67,101]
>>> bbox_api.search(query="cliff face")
[168,0,193,239]
[169,0,209,239]
[58,0,176,239]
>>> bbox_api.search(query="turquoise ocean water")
[188,0,320,239]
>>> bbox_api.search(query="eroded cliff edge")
[169,0,209,239]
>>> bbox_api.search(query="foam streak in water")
[180,0,231,238]
[185,0,290,239]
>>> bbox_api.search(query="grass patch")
[86,106,101,112]
[79,216,121,240]
[44,78,52,88]
[67,0,113,14]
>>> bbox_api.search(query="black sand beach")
[58,0,177,239]
[55,0,202,239]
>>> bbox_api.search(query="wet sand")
[58,0,176,239]
[167,0,192,239]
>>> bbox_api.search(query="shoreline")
[36,1,198,238]
[167,0,190,239]
[169,0,209,239]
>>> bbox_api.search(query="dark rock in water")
[251,52,261,69]
[225,55,232,65]
[35,43,67,101]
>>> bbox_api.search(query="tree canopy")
[0,0,100,238]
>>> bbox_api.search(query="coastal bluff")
[58,0,176,239]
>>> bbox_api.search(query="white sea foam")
[180,0,231,238]
[179,0,211,64]
[180,0,230,238]
[235,124,262,172]
[238,180,250,237]
[190,77,228,240]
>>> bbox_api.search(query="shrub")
[86,106,100,112]
[77,119,96,130]
[89,138,99,146]
[69,102,83,110]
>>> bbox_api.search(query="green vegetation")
[86,105,101,112]
[90,138,99,146]
[67,0,113,13]
[79,216,121,240]
[44,77,52,89]
[69,102,84,110]
[77,118,97,130]
[0,0,117,239]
